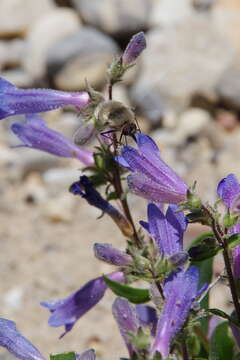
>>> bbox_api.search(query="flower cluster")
[0,29,240,360]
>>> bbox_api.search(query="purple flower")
[112,297,139,356]
[151,266,200,358]
[117,134,188,204]
[94,243,132,266]
[217,174,240,212]
[77,349,96,360]
[140,203,187,260]
[14,114,94,165]
[217,174,240,278]
[0,318,45,360]
[0,77,89,119]
[41,271,125,337]
[122,32,146,66]
[11,114,94,166]
[70,176,133,237]
[112,297,157,357]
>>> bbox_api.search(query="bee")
[94,100,140,143]
[73,100,140,146]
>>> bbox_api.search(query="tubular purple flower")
[151,266,200,358]
[41,271,125,337]
[0,77,89,119]
[217,174,240,212]
[229,223,240,280]
[230,311,240,348]
[140,203,187,258]
[0,318,45,360]
[112,297,141,356]
[70,176,133,237]
[121,32,146,66]
[11,114,94,166]
[93,243,132,266]
[217,174,240,279]
[116,134,188,204]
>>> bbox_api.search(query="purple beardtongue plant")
[1,29,240,360]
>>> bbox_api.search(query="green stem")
[181,338,190,360]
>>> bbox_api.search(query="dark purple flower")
[41,271,125,337]
[140,203,187,259]
[117,134,188,204]
[151,266,200,357]
[0,318,45,360]
[93,243,132,266]
[11,114,94,166]
[0,77,89,119]
[70,176,133,237]
[122,32,146,66]
[136,304,158,336]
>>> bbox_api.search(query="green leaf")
[187,232,214,250]
[50,353,76,360]
[226,234,240,249]
[207,308,240,328]
[103,276,150,304]
[209,322,234,360]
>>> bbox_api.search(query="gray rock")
[23,8,81,81]
[149,0,193,28]
[216,64,240,109]
[1,69,33,88]
[0,39,26,69]
[0,0,55,38]
[131,15,236,123]
[47,27,119,90]
[71,0,152,36]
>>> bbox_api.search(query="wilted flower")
[0,77,89,120]
[41,271,125,337]
[70,176,133,237]
[94,243,132,266]
[217,174,240,279]
[77,349,96,360]
[122,32,146,66]
[140,203,188,262]
[0,318,45,360]
[11,114,94,166]
[151,266,200,358]
[117,134,188,204]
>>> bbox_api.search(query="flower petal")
[0,318,45,360]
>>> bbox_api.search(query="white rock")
[0,0,55,37]
[23,8,81,80]
[4,287,23,310]
[150,0,193,28]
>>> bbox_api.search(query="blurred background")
[0,0,239,359]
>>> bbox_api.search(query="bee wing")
[73,122,96,146]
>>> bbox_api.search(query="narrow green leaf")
[226,234,240,249]
[209,321,234,360]
[103,276,150,304]
[50,353,76,360]
[187,232,214,250]
[207,308,240,328]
